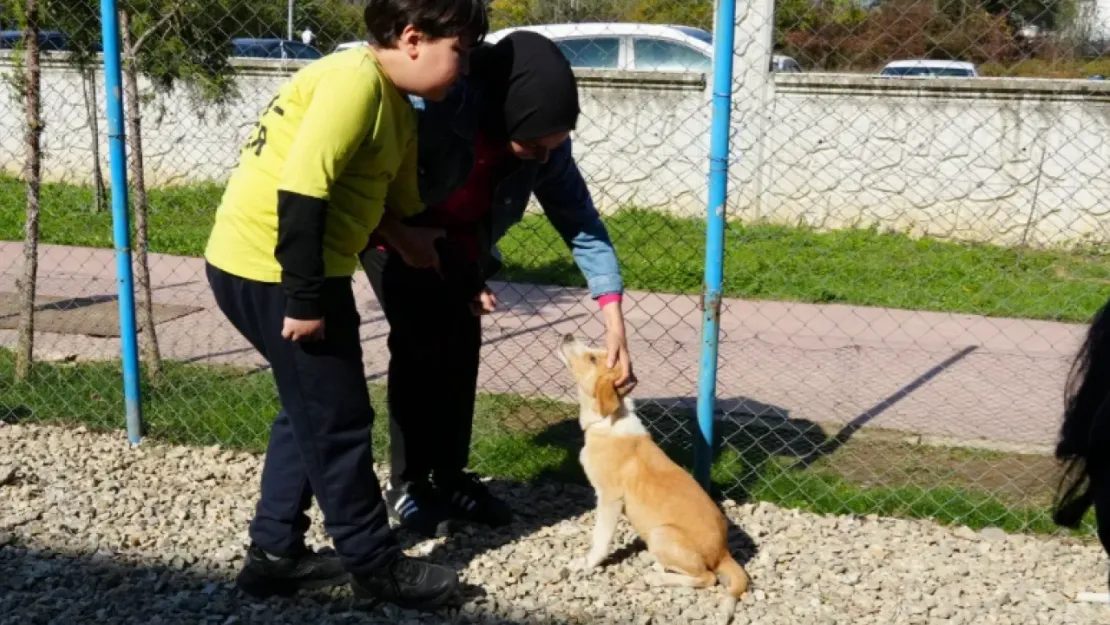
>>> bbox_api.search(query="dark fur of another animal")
[1053,297,1110,529]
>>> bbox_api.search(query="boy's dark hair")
[365,0,489,48]
[1053,296,1110,528]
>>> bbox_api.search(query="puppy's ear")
[594,371,622,417]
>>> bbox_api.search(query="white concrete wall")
[755,74,1110,247]
[1,53,1109,248]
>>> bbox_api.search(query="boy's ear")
[594,371,622,418]
[398,24,421,58]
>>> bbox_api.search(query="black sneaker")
[235,544,348,599]
[351,554,459,611]
[385,480,448,538]
[435,472,512,528]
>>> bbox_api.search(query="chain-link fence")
[1,0,1108,535]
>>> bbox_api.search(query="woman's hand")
[601,298,636,395]
[470,286,497,316]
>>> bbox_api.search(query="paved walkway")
[0,242,1086,447]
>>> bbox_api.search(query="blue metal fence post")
[694,0,739,490]
[99,0,144,445]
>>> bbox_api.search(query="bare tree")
[101,0,241,381]
[82,69,107,213]
[119,8,163,380]
[15,0,42,382]
[46,0,107,212]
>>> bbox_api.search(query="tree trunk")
[120,9,164,380]
[82,68,107,213]
[15,0,42,382]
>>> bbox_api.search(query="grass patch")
[500,210,1110,323]
[0,349,1092,536]
[1,177,1107,322]
[0,177,223,256]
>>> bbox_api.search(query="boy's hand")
[282,317,325,342]
[470,287,497,316]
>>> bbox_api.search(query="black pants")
[206,263,397,574]
[364,249,482,487]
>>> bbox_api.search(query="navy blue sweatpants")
[206,263,397,574]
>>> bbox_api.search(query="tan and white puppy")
[556,333,750,623]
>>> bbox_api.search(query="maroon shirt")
[377,130,508,264]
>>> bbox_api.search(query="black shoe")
[351,554,459,611]
[435,472,512,528]
[235,544,348,599]
[385,480,448,538]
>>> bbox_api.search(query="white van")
[879,59,979,78]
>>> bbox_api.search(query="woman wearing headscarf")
[361,30,635,537]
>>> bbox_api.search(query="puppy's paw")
[643,572,669,587]
[583,550,608,570]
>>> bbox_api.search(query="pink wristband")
[597,293,622,309]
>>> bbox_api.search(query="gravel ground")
[2,423,1108,625]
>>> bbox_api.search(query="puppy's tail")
[714,553,750,623]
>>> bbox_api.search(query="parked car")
[878,59,979,78]
[771,55,803,73]
[0,30,71,52]
[485,23,801,74]
[229,38,322,61]
[333,40,368,53]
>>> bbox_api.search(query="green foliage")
[7,0,1094,76]
[981,0,1068,30]
[43,0,99,68]
[490,0,627,29]
[489,0,713,31]
[1,1,29,103]
[117,0,237,105]
[779,0,1018,70]
[625,0,713,28]
[775,0,1098,71]
[4,0,360,116]
[5,0,364,75]
[229,0,365,53]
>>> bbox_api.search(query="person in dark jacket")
[361,31,636,537]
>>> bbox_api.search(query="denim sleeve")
[532,139,624,299]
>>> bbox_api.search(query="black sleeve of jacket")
[274,190,328,320]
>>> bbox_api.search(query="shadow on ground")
[405,473,758,585]
[0,538,547,624]
[1,476,755,625]
[419,352,1005,579]
[403,351,990,573]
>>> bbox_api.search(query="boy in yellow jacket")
[203,0,486,611]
